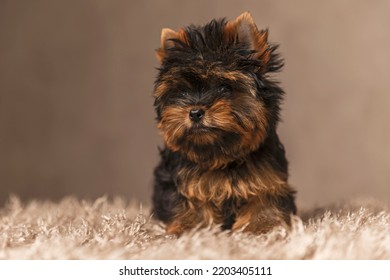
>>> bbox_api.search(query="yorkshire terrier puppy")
[152,12,296,235]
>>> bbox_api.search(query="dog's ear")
[225,12,270,64]
[156,28,189,64]
[156,28,177,63]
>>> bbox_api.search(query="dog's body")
[152,12,296,235]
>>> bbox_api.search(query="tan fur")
[166,200,224,235]
[178,162,287,205]
[154,82,169,99]
[157,106,192,152]
[232,198,289,233]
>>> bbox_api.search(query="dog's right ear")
[156,28,178,63]
[156,28,191,64]
[156,27,190,63]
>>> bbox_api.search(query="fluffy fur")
[1,197,390,259]
[153,12,296,235]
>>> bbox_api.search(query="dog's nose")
[189,109,205,122]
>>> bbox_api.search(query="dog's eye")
[217,85,232,95]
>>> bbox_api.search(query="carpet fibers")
[0,196,389,259]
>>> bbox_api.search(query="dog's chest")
[176,161,286,206]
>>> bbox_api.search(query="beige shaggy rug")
[0,196,389,259]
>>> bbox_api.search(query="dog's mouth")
[179,123,221,146]
[188,123,209,133]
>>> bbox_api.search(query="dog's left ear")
[225,12,270,64]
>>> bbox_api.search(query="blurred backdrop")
[1,0,389,208]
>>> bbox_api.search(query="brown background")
[1,0,389,208]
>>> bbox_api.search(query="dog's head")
[154,12,284,168]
